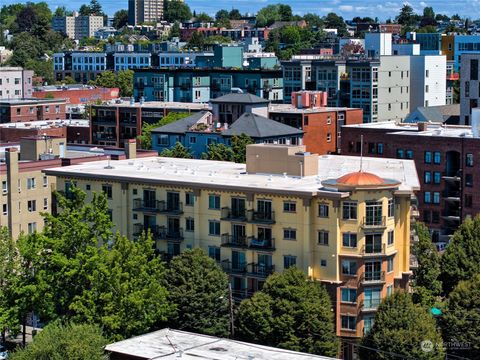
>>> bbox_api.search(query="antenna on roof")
[360,134,364,172]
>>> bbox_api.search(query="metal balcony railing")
[361,216,386,229]
[359,298,381,311]
[220,234,248,248]
[248,236,276,251]
[220,260,247,274]
[247,263,275,277]
[360,243,386,256]
[359,271,385,284]
[221,207,247,221]
[247,210,275,224]
[133,198,161,212]
[157,227,184,243]
[158,201,183,215]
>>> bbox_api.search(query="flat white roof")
[0,119,89,129]
[269,104,357,114]
[44,154,420,195]
[105,328,337,360]
[103,101,211,110]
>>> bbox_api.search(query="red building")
[269,91,363,155]
[0,99,67,123]
[32,86,120,105]
[341,121,480,242]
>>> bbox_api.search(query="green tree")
[231,134,254,163]
[411,223,442,307]
[113,9,128,29]
[169,21,180,39]
[137,112,190,149]
[79,0,104,16]
[116,69,134,97]
[164,0,192,23]
[360,291,444,360]
[256,4,287,27]
[396,4,418,26]
[215,9,231,27]
[195,12,213,22]
[25,59,54,85]
[440,215,480,294]
[236,268,338,357]
[303,13,323,29]
[165,249,229,336]
[69,233,171,340]
[10,322,108,360]
[323,13,348,37]
[94,71,117,88]
[201,143,234,161]
[441,274,480,358]
[229,9,242,20]
[423,6,435,20]
[187,31,205,50]
[160,142,194,158]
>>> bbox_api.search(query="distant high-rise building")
[128,0,170,25]
[52,12,104,40]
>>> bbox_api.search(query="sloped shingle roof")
[404,104,460,124]
[210,93,270,105]
[222,113,303,138]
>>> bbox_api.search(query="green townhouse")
[134,68,284,103]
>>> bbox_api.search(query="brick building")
[269,91,363,155]
[90,100,210,147]
[341,121,479,242]
[33,86,120,105]
[0,99,67,123]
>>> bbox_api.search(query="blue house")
[151,111,303,158]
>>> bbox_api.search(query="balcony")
[133,198,161,212]
[221,207,247,222]
[359,271,385,284]
[360,243,386,256]
[221,234,248,248]
[157,227,184,243]
[133,223,161,239]
[179,83,191,90]
[248,237,276,251]
[220,260,247,274]
[361,216,386,230]
[247,263,275,278]
[359,298,381,312]
[94,133,117,141]
[158,201,183,215]
[231,289,255,300]
[247,210,275,224]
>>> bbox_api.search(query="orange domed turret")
[337,171,386,186]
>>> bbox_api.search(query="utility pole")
[228,283,234,338]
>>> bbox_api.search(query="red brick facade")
[33,87,120,105]
[0,100,67,123]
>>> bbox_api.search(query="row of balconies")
[220,260,275,278]
[133,224,184,242]
[133,199,184,215]
[221,207,275,224]
[220,234,275,251]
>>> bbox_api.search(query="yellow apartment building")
[43,144,420,338]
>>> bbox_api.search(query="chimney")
[417,122,428,132]
[6,148,19,239]
[125,139,137,159]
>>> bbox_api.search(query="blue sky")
[3,0,475,18]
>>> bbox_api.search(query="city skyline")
[2,0,478,19]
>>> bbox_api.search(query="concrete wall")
[410,55,447,110]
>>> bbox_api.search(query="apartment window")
[433,151,441,164]
[102,184,113,199]
[27,178,36,189]
[365,201,383,226]
[425,85,429,93]
[388,103,392,111]
[471,59,479,80]
[406,150,413,159]
[189,136,197,144]
[2,181,7,194]
[342,260,357,275]
[341,315,356,331]
[283,228,297,240]
[2,204,7,215]
[43,176,48,187]
[388,199,395,217]
[342,202,357,220]
[432,211,440,223]
[465,81,470,97]
[387,257,394,273]
[43,197,48,210]
[208,220,220,236]
[388,230,394,246]
[426,69,429,78]
[186,218,195,232]
[283,201,296,213]
[318,203,329,218]
[28,222,37,234]
[320,259,327,267]
[424,192,431,203]
[434,172,441,184]
[284,255,297,269]
[185,192,195,206]
[86,184,91,191]
[433,192,440,204]
[465,194,473,208]
[341,288,357,303]
[466,153,474,167]
[342,233,357,248]
[424,151,432,164]
[326,133,332,142]
[208,246,220,262]
[208,195,220,209]
[424,171,432,184]
[396,149,404,159]
[387,284,393,297]
[465,174,473,187]
[377,143,384,155]
[157,135,169,146]
[28,200,36,212]
[318,230,329,245]
[423,210,431,223]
